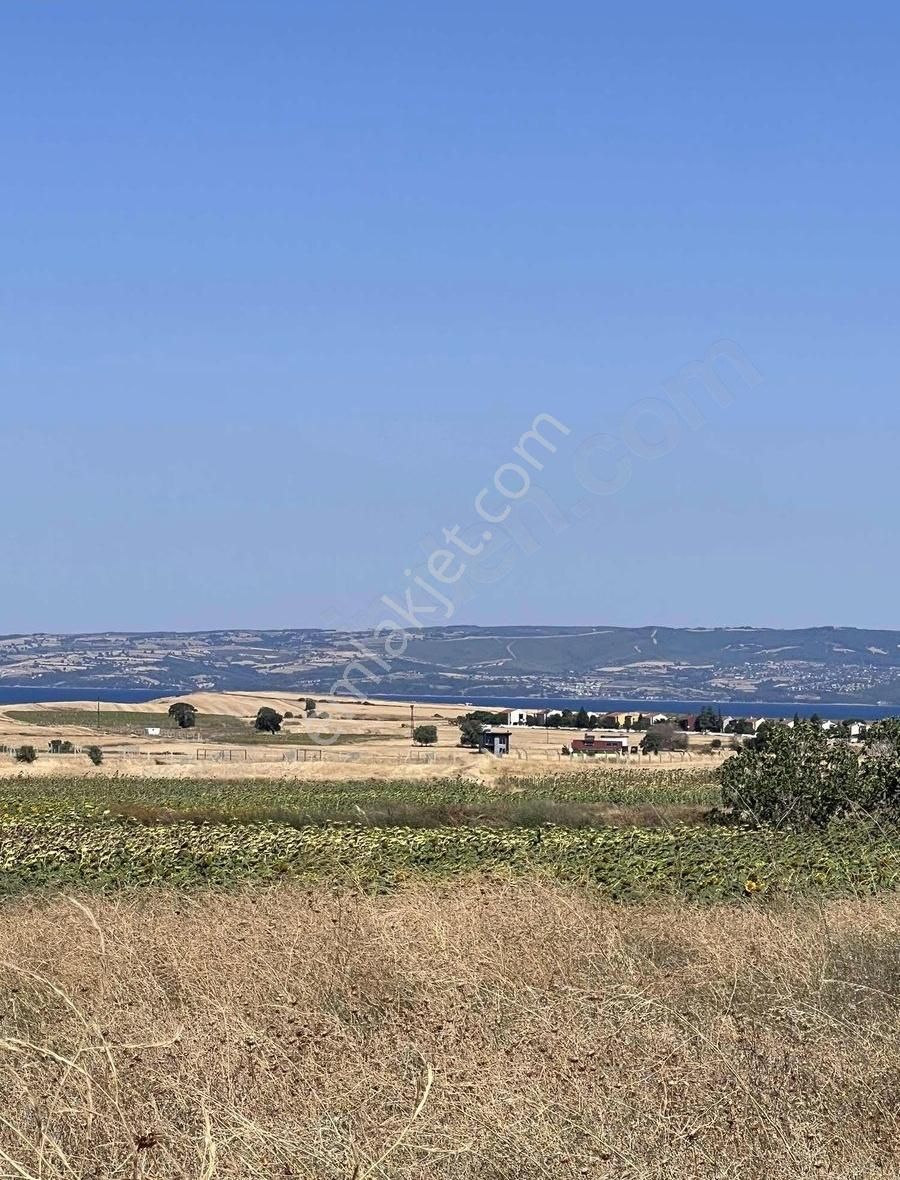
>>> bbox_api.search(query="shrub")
[413,725,438,746]
[15,746,36,764]
[86,745,104,766]
[255,707,284,734]
[284,711,294,719]
[304,698,317,714]
[710,738,722,750]
[718,720,861,828]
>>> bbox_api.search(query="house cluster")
[504,708,670,728]
[504,708,770,731]
[477,709,873,758]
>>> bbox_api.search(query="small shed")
[480,728,512,756]
[146,727,161,737]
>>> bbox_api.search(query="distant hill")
[1,625,899,705]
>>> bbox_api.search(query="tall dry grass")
[0,884,897,1177]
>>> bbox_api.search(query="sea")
[0,686,895,721]
[368,692,898,721]
[0,688,173,706]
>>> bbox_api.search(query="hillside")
[1,625,899,704]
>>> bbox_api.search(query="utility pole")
[410,702,415,744]
[97,699,101,730]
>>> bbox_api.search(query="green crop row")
[0,816,897,900]
[0,769,720,820]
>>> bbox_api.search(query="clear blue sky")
[2,2,898,633]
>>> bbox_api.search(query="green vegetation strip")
[0,817,897,899]
[0,770,721,818]
[0,772,894,901]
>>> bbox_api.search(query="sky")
[1,1,898,633]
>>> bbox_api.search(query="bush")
[413,724,438,746]
[283,711,294,719]
[718,720,861,828]
[86,745,104,766]
[304,698,318,714]
[710,738,722,750]
[15,746,36,764]
[255,707,284,734]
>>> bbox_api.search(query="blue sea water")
[0,688,174,706]
[369,693,897,721]
[0,686,894,721]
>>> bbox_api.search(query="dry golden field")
[0,692,726,782]
[0,883,897,1178]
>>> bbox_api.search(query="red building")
[571,734,628,754]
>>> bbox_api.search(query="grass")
[0,769,896,1174]
[8,710,375,745]
[0,883,897,1177]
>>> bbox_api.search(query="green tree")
[413,724,438,746]
[86,745,104,766]
[254,707,284,734]
[858,719,900,812]
[695,706,722,733]
[641,724,686,754]
[719,719,860,828]
[168,702,197,729]
[725,718,754,735]
[575,707,590,729]
[458,717,484,747]
[15,746,36,764]
[305,698,318,714]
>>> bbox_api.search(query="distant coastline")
[0,686,894,722]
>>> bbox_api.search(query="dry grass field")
[0,883,897,1179]
[0,692,726,783]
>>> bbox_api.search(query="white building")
[506,709,532,726]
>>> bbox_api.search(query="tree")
[695,706,722,733]
[641,724,687,754]
[725,718,754,735]
[599,714,620,729]
[413,724,438,746]
[719,719,860,828]
[575,707,590,729]
[255,707,284,734]
[858,719,900,812]
[168,702,197,729]
[86,745,104,766]
[305,698,318,714]
[15,746,36,764]
[458,717,484,747]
